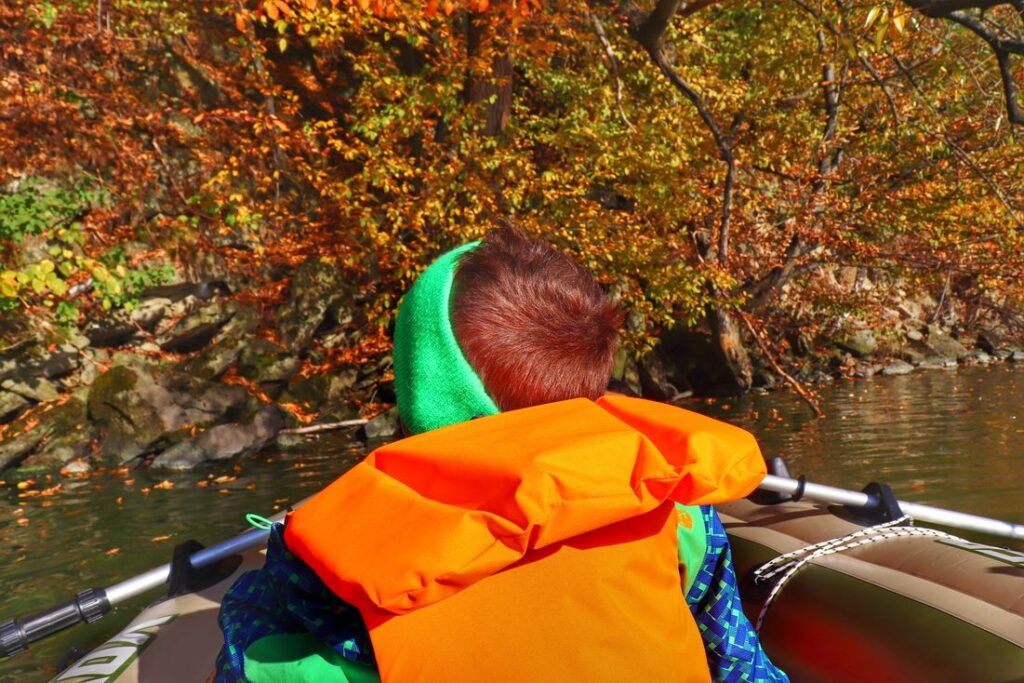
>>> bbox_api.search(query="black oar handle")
[0,589,109,657]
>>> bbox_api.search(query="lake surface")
[1,365,1022,681]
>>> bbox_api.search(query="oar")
[0,526,271,658]
[758,474,1024,541]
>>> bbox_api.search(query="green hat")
[393,242,499,435]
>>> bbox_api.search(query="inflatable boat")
[35,489,1023,683]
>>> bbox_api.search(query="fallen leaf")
[153,480,175,490]
[16,518,29,526]
[105,547,120,556]
[150,534,172,542]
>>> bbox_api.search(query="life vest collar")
[284,394,766,615]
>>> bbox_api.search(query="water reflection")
[691,365,1024,525]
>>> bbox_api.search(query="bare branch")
[902,1,1024,123]
[587,10,636,131]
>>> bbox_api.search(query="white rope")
[752,515,962,632]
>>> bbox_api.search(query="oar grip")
[0,589,109,658]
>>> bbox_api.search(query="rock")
[881,360,915,376]
[922,325,969,361]
[151,406,285,469]
[277,257,356,353]
[918,357,958,370]
[1011,351,1024,363]
[142,281,226,302]
[83,296,170,347]
[278,368,359,412]
[0,344,78,384]
[79,349,111,385]
[837,329,877,357]
[976,330,1005,355]
[906,328,923,342]
[752,370,777,389]
[994,348,1014,361]
[182,253,237,292]
[2,378,59,403]
[60,458,91,475]
[898,346,926,365]
[149,441,205,470]
[132,297,173,328]
[237,340,300,387]
[785,330,812,358]
[20,398,92,469]
[897,301,923,321]
[179,337,246,381]
[966,349,992,365]
[82,317,137,347]
[638,351,679,402]
[0,428,44,470]
[1,397,90,470]
[0,391,29,422]
[158,300,237,353]
[195,406,285,461]
[363,406,400,441]
[853,363,881,378]
[88,363,248,463]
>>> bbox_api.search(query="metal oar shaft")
[759,474,1024,541]
[1,526,272,657]
[105,527,269,605]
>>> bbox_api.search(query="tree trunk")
[465,15,513,136]
[709,306,754,392]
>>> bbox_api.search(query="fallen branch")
[278,418,368,436]
[738,311,825,418]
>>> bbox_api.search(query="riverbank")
[2,259,1024,478]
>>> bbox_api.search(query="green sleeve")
[244,633,381,683]
[674,503,707,596]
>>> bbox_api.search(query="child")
[216,226,787,682]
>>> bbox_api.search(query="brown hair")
[451,226,622,411]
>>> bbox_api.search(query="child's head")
[451,226,621,411]
[393,225,621,434]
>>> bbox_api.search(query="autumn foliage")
[1,0,1022,382]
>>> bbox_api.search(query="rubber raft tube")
[50,499,1024,683]
[719,499,1024,683]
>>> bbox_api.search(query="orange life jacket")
[285,395,766,682]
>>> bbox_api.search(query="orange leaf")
[234,12,247,33]
[265,1,279,20]
[105,547,120,556]
[153,480,175,490]
[150,535,172,542]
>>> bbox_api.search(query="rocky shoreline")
[0,255,403,475]
[2,258,1023,475]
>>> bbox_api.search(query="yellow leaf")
[893,12,906,34]
[864,6,882,29]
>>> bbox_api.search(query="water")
[0,434,367,682]
[690,364,1024,527]
[1,366,1023,681]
